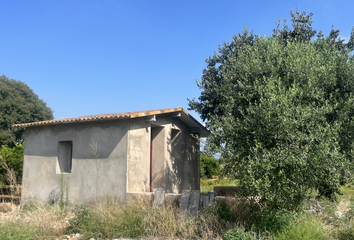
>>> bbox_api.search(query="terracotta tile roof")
[11,107,209,136]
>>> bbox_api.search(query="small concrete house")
[13,107,208,205]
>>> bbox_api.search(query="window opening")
[57,141,73,173]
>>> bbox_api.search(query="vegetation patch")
[0,222,37,240]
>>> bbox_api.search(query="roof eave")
[11,107,210,137]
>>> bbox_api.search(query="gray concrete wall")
[22,119,129,206]
[126,115,200,195]
[22,114,200,205]
[127,118,150,192]
[167,117,200,193]
[152,116,200,194]
[182,123,200,191]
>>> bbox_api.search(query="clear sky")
[0,0,353,123]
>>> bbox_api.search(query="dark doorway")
[150,125,164,192]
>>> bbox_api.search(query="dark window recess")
[57,141,73,173]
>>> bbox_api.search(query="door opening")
[150,135,153,192]
[150,125,165,192]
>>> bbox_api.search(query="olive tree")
[189,11,354,211]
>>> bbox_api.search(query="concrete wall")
[126,115,200,195]
[150,116,200,194]
[167,117,200,193]
[22,114,200,205]
[22,120,129,206]
[127,118,150,192]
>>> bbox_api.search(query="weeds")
[0,222,37,240]
[0,202,13,213]
[0,156,21,204]
[66,204,92,234]
[67,197,241,239]
[3,186,354,239]
[223,228,260,240]
[0,201,71,239]
[250,209,298,235]
[58,172,69,213]
[274,214,331,240]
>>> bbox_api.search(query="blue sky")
[0,0,353,123]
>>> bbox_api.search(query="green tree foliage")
[200,154,220,178]
[0,75,53,147]
[189,11,354,211]
[0,144,24,184]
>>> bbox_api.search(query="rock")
[335,211,343,218]
[305,209,316,214]
[200,195,209,208]
[207,192,217,206]
[153,188,165,207]
[178,190,191,219]
[189,190,200,216]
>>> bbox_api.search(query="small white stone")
[335,211,343,218]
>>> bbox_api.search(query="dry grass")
[0,196,249,239]
[336,199,351,216]
[0,158,21,204]
[6,183,354,239]
[0,201,72,239]
[73,196,244,240]
[3,193,354,240]
[0,202,16,213]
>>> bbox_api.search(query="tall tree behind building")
[0,75,53,147]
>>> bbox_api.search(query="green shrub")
[58,172,69,212]
[250,209,297,235]
[217,201,236,222]
[0,144,24,184]
[274,214,331,240]
[0,222,37,240]
[66,204,92,234]
[78,202,146,239]
[200,154,220,178]
[331,204,354,240]
[336,226,354,240]
[223,228,258,240]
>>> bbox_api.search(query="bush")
[75,198,239,239]
[66,204,92,234]
[78,201,147,238]
[223,228,258,240]
[200,154,220,179]
[0,222,37,240]
[251,209,298,235]
[190,11,354,211]
[0,144,24,184]
[217,201,237,222]
[274,214,331,240]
